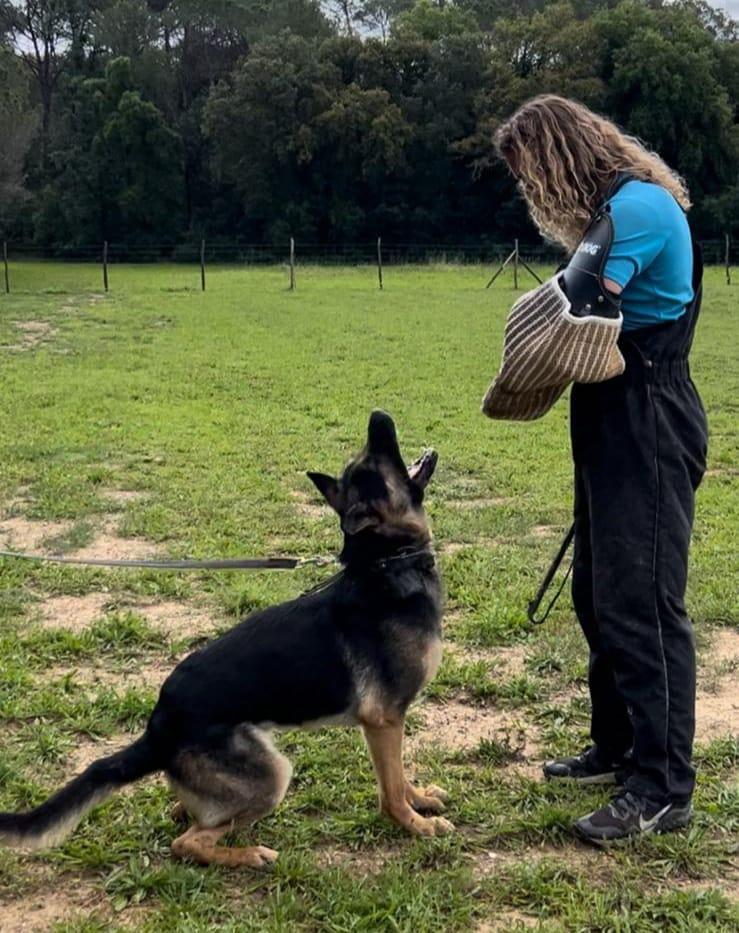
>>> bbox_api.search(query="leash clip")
[296,555,339,569]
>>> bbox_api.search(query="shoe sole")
[544,771,620,785]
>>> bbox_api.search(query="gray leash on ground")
[0,551,337,571]
[2,541,569,622]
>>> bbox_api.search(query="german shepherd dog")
[0,411,452,867]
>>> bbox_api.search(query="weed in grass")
[41,520,97,554]
[473,731,527,767]
[694,736,739,773]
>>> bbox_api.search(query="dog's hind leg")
[362,722,454,837]
[167,725,292,868]
[171,822,278,868]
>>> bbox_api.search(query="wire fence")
[1,239,569,265]
[1,236,735,294]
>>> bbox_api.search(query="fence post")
[725,233,731,286]
[102,241,109,292]
[200,238,206,292]
[377,237,383,290]
[513,238,519,290]
[289,237,296,290]
[3,241,8,294]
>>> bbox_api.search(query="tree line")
[1,0,737,252]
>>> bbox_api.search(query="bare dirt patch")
[34,594,214,638]
[477,913,538,931]
[530,525,560,539]
[0,884,108,933]
[695,690,739,743]
[409,699,541,776]
[695,628,739,743]
[37,593,111,632]
[0,517,72,552]
[447,497,513,510]
[314,843,403,874]
[439,538,502,556]
[71,516,160,561]
[703,627,739,668]
[0,514,157,562]
[62,734,133,778]
[127,600,216,638]
[47,657,175,696]
[673,873,739,903]
[290,488,330,520]
[102,489,148,505]
[446,642,528,679]
[0,320,57,353]
[475,842,602,880]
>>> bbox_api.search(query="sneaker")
[543,746,628,785]
[573,790,693,846]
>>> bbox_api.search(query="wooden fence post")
[377,237,383,290]
[725,233,731,286]
[486,240,542,289]
[3,241,8,294]
[289,237,296,290]
[200,238,206,292]
[102,241,109,292]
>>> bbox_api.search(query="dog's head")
[307,411,438,556]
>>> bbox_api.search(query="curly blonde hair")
[495,95,691,252]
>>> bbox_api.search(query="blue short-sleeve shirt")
[604,179,693,331]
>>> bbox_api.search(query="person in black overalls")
[495,95,708,843]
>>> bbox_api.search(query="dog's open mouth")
[408,449,438,484]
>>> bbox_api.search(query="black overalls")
[570,227,708,805]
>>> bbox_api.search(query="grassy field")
[0,262,737,932]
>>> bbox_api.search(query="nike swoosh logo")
[638,804,672,832]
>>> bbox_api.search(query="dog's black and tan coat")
[0,411,452,867]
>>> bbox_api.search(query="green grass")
[0,262,737,930]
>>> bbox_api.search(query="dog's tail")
[0,733,163,851]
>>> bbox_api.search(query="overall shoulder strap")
[598,172,634,211]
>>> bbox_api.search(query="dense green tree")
[593,0,739,200]
[488,2,605,103]
[34,57,184,246]
[0,1,104,165]
[0,0,736,247]
[0,43,37,234]
[392,0,478,40]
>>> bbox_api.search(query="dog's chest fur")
[269,567,442,732]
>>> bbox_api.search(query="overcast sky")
[713,0,739,16]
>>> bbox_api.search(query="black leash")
[0,551,336,572]
[527,522,575,625]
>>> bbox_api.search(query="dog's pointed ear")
[307,472,342,512]
[408,449,438,491]
[367,410,407,475]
